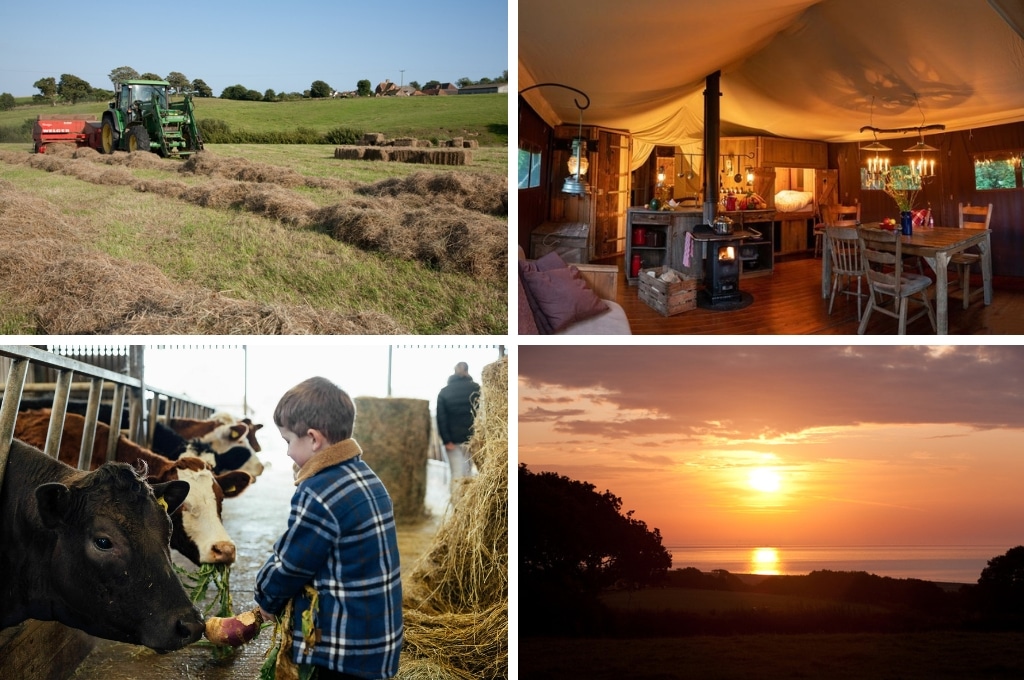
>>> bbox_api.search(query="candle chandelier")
[860,94,944,188]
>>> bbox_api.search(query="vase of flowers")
[899,210,913,236]
[882,166,921,235]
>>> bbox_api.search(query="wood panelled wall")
[517,97,552,252]
[829,121,1024,280]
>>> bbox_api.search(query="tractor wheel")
[101,119,118,154]
[126,126,151,153]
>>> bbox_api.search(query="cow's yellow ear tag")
[157,497,169,512]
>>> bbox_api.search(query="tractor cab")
[113,80,169,122]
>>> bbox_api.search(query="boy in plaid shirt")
[256,377,402,679]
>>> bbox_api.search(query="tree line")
[0,66,509,109]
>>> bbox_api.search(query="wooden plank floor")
[614,256,1024,335]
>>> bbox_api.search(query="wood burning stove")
[703,239,742,304]
[691,227,755,310]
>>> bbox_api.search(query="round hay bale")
[401,357,507,680]
[352,397,431,523]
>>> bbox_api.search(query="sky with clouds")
[0,0,508,97]
[519,345,1024,548]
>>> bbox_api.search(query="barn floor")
[69,457,450,679]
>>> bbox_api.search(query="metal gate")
[0,345,215,496]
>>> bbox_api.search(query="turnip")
[204,606,264,646]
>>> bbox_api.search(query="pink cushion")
[912,208,930,227]
[517,272,540,334]
[518,258,554,334]
[522,265,609,333]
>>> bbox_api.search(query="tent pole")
[703,71,721,225]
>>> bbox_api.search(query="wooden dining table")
[821,224,993,334]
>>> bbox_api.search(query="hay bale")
[334,147,365,160]
[393,137,418,147]
[352,397,431,523]
[447,137,464,148]
[462,140,478,149]
[398,356,507,680]
[364,148,389,161]
[363,132,386,146]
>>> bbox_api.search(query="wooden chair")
[949,202,992,309]
[824,226,864,321]
[856,226,936,335]
[814,203,860,257]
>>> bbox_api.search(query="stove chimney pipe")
[703,71,721,225]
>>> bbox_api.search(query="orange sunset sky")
[518,345,1024,548]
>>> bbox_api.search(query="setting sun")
[748,467,782,493]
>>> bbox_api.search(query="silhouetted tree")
[976,546,1024,622]
[0,92,15,111]
[519,464,671,592]
[357,79,372,97]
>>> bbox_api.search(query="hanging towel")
[683,232,695,268]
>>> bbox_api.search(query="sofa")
[518,246,632,335]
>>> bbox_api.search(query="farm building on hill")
[422,82,459,96]
[458,83,508,95]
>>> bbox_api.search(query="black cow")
[0,439,205,652]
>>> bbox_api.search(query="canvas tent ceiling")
[519,0,1024,156]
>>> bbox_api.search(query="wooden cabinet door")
[593,130,630,259]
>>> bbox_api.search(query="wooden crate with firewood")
[638,267,698,316]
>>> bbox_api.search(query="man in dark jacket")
[436,362,480,483]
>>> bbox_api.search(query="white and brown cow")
[15,409,252,566]
[0,438,205,652]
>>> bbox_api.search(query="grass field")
[0,142,507,335]
[519,631,1024,679]
[0,94,508,146]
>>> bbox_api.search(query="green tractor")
[100,79,203,157]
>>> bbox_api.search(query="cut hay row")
[398,357,508,680]
[178,152,353,191]
[315,199,506,281]
[0,150,507,281]
[357,172,508,217]
[0,179,404,334]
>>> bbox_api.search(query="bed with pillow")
[517,247,631,335]
[774,190,816,219]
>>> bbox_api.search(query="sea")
[666,545,1009,584]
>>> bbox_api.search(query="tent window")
[973,152,1020,190]
[518,147,542,189]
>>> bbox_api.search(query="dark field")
[519,631,1024,679]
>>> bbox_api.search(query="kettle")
[712,215,734,235]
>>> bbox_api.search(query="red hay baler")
[32,114,103,153]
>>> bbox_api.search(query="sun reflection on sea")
[750,547,781,575]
